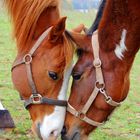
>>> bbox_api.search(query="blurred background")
[61,0,100,29]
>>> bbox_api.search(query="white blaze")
[0,101,5,110]
[115,29,127,60]
[40,58,74,140]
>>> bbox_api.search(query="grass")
[0,7,140,140]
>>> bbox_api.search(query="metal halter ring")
[99,88,108,99]
[76,111,86,120]
[30,94,42,104]
[93,58,102,68]
[23,54,32,64]
[95,81,105,90]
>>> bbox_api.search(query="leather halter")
[67,31,122,127]
[11,27,67,109]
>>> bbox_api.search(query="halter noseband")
[67,31,122,127]
[11,27,67,109]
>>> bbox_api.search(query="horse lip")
[61,127,81,140]
[71,130,81,140]
[36,122,43,140]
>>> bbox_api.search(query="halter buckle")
[30,94,42,104]
[96,81,105,90]
[100,88,108,99]
[93,58,101,68]
[23,54,32,64]
[105,96,112,103]
[76,111,86,120]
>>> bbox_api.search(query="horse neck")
[99,0,140,68]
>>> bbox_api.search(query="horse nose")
[61,126,81,140]
[61,126,69,140]
[37,122,59,140]
[36,122,42,139]
[61,126,67,136]
[37,123,58,139]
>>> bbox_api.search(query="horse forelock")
[37,33,75,74]
[63,35,75,70]
[5,0,60,52]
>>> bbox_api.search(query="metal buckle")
[93,58,101,68]
[100,89,113,103]
[23,54,32,64]
[76,111,86,120]
[100,88,108,99]
[105,96,112,103]
[95,81,105,89]
[30,94,42,104]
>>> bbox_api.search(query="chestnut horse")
[62,0,140,139]
[5,0,79,139]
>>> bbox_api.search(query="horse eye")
[77,49,83,57]
[48,71,58,80]
[72,73,82,80]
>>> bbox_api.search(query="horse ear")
[72,24,87,33]
[49,17,67,43]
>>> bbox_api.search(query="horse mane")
[5,0,60,51]
[87,0,106,35]
[49,35,75,71]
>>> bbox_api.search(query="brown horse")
[5,0,79,139]
[62,0,140,139]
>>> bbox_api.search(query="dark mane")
[86,0,106,36]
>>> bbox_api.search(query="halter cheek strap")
[67,31,122,127]
[12,27,67,109]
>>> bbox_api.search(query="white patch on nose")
[0,101,5,110]
[114,29,127,60]
[40,60,74,140]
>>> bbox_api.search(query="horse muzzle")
[61,126,81,140]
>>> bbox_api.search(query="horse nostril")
[36,122,42,139]
[72,131,81,140]
[37,122,41,129]
[50,130,58,137]
[61,126,68,140]
[50,131,53,135]
[61,126,67,136]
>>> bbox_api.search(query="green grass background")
[0,6,140,140]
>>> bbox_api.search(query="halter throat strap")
[11,27,67,109]
[67,31,121,127]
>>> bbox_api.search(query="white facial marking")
[0,101,5,110]
[115,29,127,60]
[40,59,74,140]
[72,52,78,68]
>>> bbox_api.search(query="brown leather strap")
[67,31,121,127]
[92,31,121,107]
[24,95,67,109]
[12,58,24,71]
[100,89,121,107]
[81,87,99,114]
[25,62,37,95]
[12,26,68,109]
[67,103,103,126]
[92,31,104,85]
[29,27,52,55]
[12,27,52,71]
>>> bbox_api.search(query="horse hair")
[87,0,106,36]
